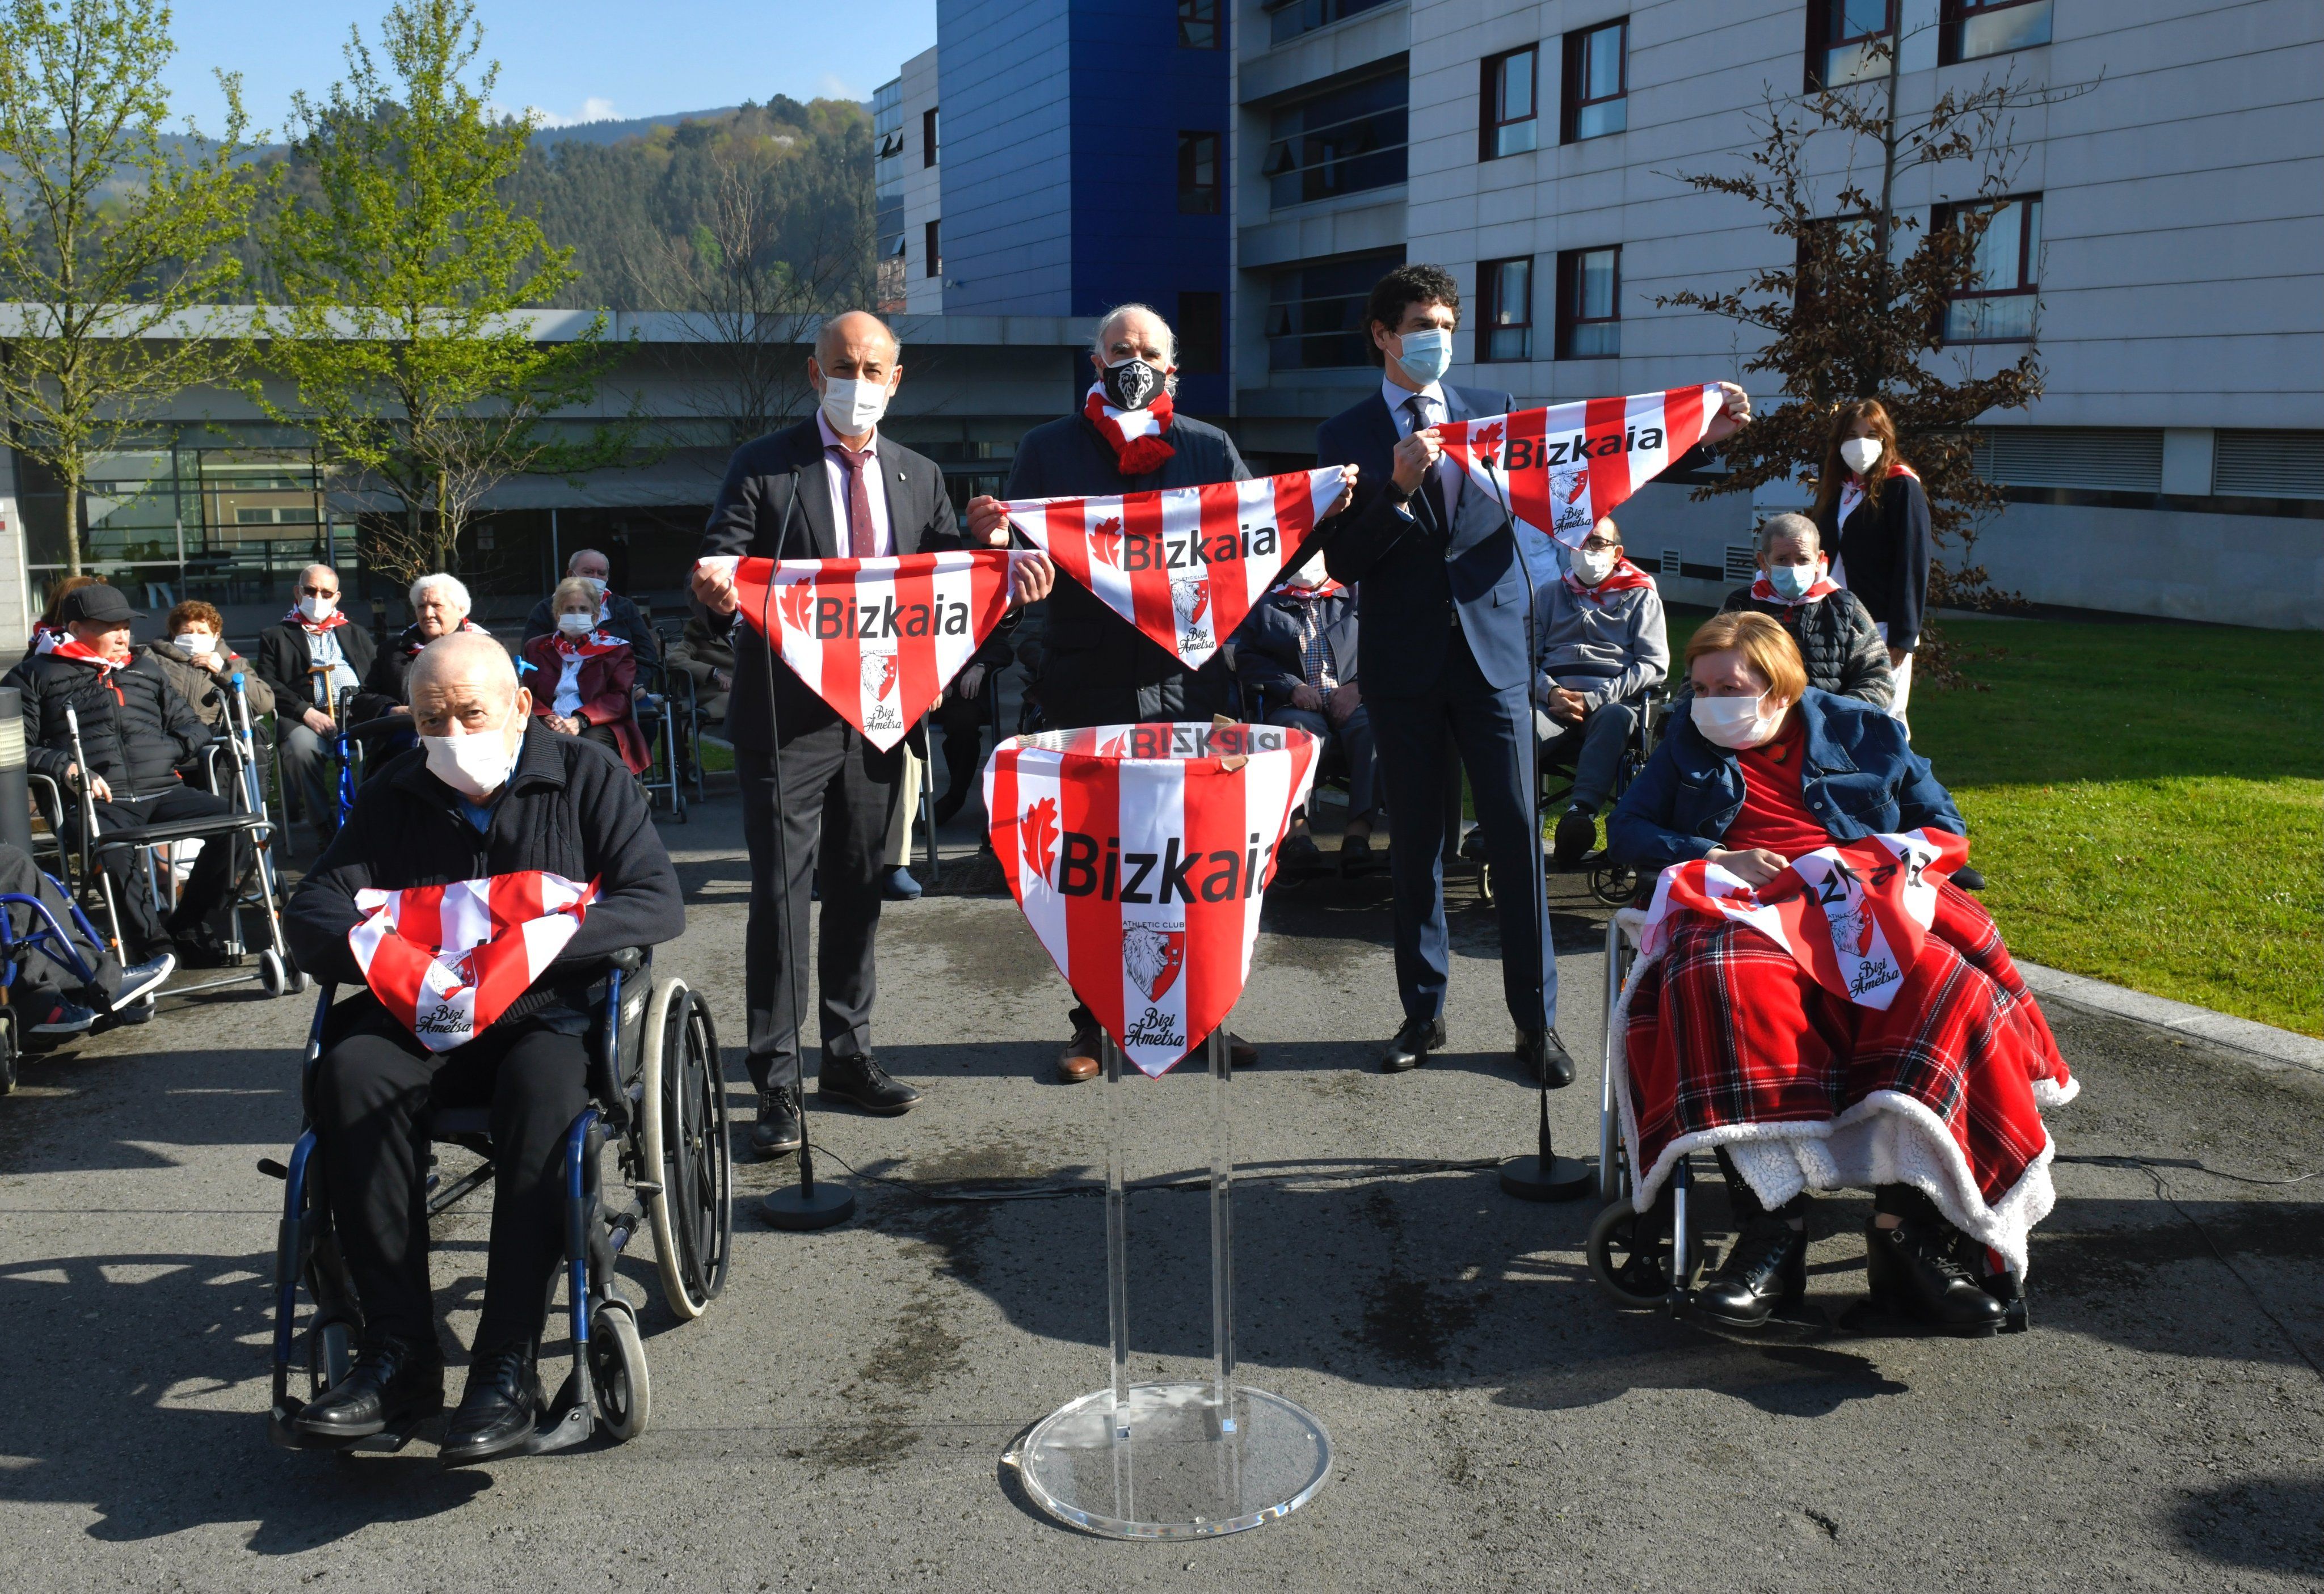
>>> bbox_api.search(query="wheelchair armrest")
[604,946,646,975]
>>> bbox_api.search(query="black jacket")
[696,418,962,753]
[1002,412,1248,717]
[255,618,380,722]
[1231,588,1359,711]
[1718,585,1894,707]
[1818,471,1931,653]
[3,650,209,801]
[523,591,662,669]
[285,722,684,1030]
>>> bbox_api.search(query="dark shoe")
[1058,1014,1102,1083]
[1205,1029,1260,1069]
[1553,805,1597,869]
[1379,1016,1446,1073]
[933,786,971,826]
[882,866,924,901]
[1696,1217,1809,1330]
[750,1085,801,1159]
[819,1052,923,1115]
[1865,1218,2007,1336]
[170,932,234,970]
[27,994,96,1036]
[439,1343,540,1466]
[109,952,175,1010]
[1516,1028,1577,1088]
[290,1335,444,1445]
[1338,830,1374,875]
[1951,864,1987,892]
[1278,832,1328,876]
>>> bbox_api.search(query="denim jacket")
[1607,689,1965,871]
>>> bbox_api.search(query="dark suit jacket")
[255,619,377,723]
[1315,382,1530,696]
[1818,471,1932,653]
[1231,589,1359,712]
[695,419,961,752]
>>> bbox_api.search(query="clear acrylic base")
[1009,1381,1331,1540]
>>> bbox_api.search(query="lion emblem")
[1122,921,1186,1002]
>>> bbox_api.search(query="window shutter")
[2213,431,2324,500]
[1971,428,2163,492]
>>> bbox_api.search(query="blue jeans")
[1536,699,1637,814]
[1268,702,1380,820]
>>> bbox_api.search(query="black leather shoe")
[1379,1016,1446,1073]
[819,1052,923,1115]
[750,1085,801,1159]
[290,1335,444,1444]
[440,1343,540,1466]
[1278,832,1329,876]
[1951,864,1987,892]
[1866,1218,2007,1336]
[1696,1216,1808,1330]
[1516,1028,1577,1088]
[1552,805,1597,868]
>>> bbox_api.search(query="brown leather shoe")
[1224,1030,1258,1069]
[1058,1015,1103,1082]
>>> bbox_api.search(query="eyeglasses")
[300,584,337,597]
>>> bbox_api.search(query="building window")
[924,219,942,279]
[1266,248,1405,371]
[1555,246,1620,359]
[1268,0,1393,48]
[1178,131,1221,214]
[1560,19,1627,142]
[1941,0,2051,65]
[1178,0,1222,49]
[1265,71,1408,209]
[922,107,939,166]
[1478,258,1533,361]
[1178,292,1224,376]
[1480,47,1538,160]
[1806,0,1894,90]
[1937,193,2039,342]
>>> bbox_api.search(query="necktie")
[1296,600,1336,691]
[1403,394,1449,535]
[830,444,878,558]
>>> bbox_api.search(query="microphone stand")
[753,494,856,1231]
[1479,456,1590,1204]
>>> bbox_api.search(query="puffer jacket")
[1717,585,1894,707]
[4,649,210,801]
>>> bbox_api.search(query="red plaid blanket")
[1615,881,2074,1276]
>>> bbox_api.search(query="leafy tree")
[252,0,629,586]
[0,0,260,575]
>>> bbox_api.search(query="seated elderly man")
[1534,516,1668,867]
[361,573,486,750]
[0,839,174,1035]
[523,547,661,670]
[256,564,377,847]
[520,578,651,775]
[1719,512,1893,706]
[1232,559,1381,874]
[283,632,683,1462]
[1608,613,2072,1336]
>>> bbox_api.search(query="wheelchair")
[633,659,692,822]
[266,946,733,1455]
[0,872,121,1094]
[1470,688,1664,909]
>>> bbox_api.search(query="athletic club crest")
[1111,360,1157,410]
[1171,577,1212,647]
[1122,921,1186,1002]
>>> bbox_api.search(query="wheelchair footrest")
[525,1375,595,1456]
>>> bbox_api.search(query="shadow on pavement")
[2166,1474,2324,1578]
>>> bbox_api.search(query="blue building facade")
[936,0,1233,414]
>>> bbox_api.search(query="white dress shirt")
[817,410,893,556]
[1381,375,1459,521]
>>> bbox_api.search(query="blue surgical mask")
[1768,562,1820,601]
[1394,328,1452,386]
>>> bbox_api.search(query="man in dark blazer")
[255,563,376,847]
[693,311,1052,1159]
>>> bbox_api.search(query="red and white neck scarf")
[553,627,628,659]
[31,622,65,655]
[399,617,484,658]
[1748,563,1841,607]
[1083,385,1176,475]
[1638,829,1970,1011]
[348,871,597,1051]
[44,632,120,673]
[286,605,350,636]
[1564,556,1656,606]
[1835,458,1920,535]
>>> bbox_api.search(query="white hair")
[1092,303,1175,365]
[565,547,608,575]
[409,572,472,612]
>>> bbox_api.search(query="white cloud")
[524,96,618,129]
[814,72,864,100]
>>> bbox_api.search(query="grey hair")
[407,630,517,701]
[298,563,340,587]
[564,547,607,575]
[409,572,471,612]
[1756,512,1822,558]
[552,576,604,618]
[1092,303,1175,365]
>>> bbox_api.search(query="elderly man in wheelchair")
[1532,515,1668,869]
[1602,612,2073,1339]
[280,632,685,1463]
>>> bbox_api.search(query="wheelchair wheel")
[589,1298,650,1440]
[639,980,732,1321]
[1586,1194,1701,1309]
[259,949,288,998]
[0,1014,16,1095]
[1589,862,1639,906]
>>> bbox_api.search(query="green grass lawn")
[1667,613,2322,1036]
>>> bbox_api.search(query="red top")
[1725,720,1831,859]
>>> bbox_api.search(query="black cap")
[56,584,140,625]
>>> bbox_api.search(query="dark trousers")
[1268,703,1381,819]
[927,689,991,804]
[311,996,590,1355]
[278,720,339,837]
[1371,631,1558,1031]
[739,721,900,1091]
[69,786,237,959]
[0,844,118,1002]
[1537,699,1638,814]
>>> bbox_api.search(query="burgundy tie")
[830,444,878,558]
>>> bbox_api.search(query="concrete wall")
[901,47,945,317]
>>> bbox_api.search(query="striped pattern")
[347,872,596,1052]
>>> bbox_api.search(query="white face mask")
[174,632,216,656]
[556,612,596,636]
[1393,327,1452,387]
[298,593,338,622]
[1839,436,1883,475]
[819,374,891,435]
[1691,691,1787,750]
[1570,546,1618,585]
[574,575,608,599]
[423,703,523,801]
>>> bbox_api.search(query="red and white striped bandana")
[705,549,1018,750]
[1748,566,1841,606]
[985,722,1319,1076]
[348,871,597,1051]
[44,634,119,673]
[1083,385,1177,474]
[553,628,628,658]
[1638,828,1970,1010]
[1564,556,1656,605]
[999,466,1348,671]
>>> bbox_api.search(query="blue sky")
[159,0,937,136]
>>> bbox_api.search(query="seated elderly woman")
[1606,611,2073,1337]
[282,632,683,1463]
[518,577,651,777]
[360,573,485,743]
[147,600,275,733]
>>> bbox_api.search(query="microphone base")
[762,1183,856,1230]
[1499,1153,1595,1204]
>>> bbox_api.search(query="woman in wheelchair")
[283,632,683,1462]
[519,579,652,778]
[1606,612,2072,1338]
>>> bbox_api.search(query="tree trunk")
[63,462,84,577]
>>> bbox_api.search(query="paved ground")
[1,789,2319,1592]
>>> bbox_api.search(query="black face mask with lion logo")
[1101,357,1168,412]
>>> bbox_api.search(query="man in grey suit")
[693,311,1052,1157]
